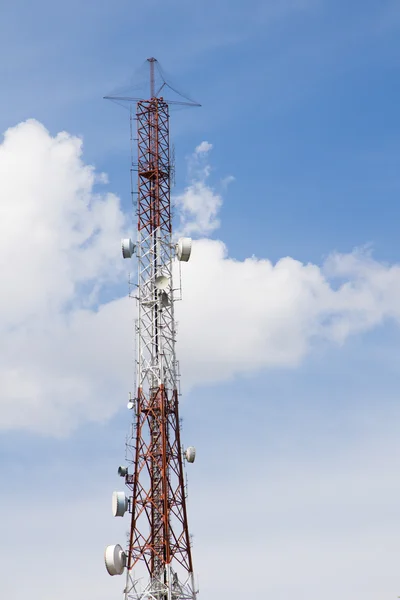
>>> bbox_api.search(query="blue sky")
[2,0,400,263]
[2,1,400,599]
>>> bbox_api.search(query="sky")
[2,0,400,599]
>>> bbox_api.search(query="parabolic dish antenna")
[104,544,126,576]
[176,237,192,262]
[185,446,196,463]
[112,491,129,517]
[155,275,169,290]
[121,238,135,259]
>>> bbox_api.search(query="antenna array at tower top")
[104,57,201,109]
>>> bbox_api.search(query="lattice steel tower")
[104,58,200,600]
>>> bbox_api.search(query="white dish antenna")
[112,491,129,517]
[176,237,192,262]
[155,275,169,290]
[104,544,126,576]
[122,238,135,259]
[185,446,196,463]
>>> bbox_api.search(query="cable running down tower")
[104,58,199,600]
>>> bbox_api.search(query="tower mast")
[104,58,198,600]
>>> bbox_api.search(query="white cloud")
[220,174,235,189]
[0,119,131,435]
[2,127,400,435]
[174,141,223,237]
[195,141,213,154]
[174,182,222,237]
[3,128,400,600]
[174,240,400,387]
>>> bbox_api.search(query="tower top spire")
[104,57,201,107]
[147,57,156,98]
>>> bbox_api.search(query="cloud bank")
[0,119,131,435]
[0,123,400,434]
[176,242,400,386]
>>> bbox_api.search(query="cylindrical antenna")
[147,57,156,98]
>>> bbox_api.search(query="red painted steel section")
[126,386,194,576]
[136,99,171,235]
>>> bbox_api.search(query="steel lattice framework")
[105,58,198,600]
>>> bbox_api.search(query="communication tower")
[104,58,200,600]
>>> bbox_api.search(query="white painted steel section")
[123,568,198,600]
[135,228,179,395]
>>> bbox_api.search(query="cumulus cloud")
[195,141,213,154]
[175,241,400,387]
[0,119,131,435]
[174,141,223,237]
[2,125,400,435]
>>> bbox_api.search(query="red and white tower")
[104,58,200,600]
